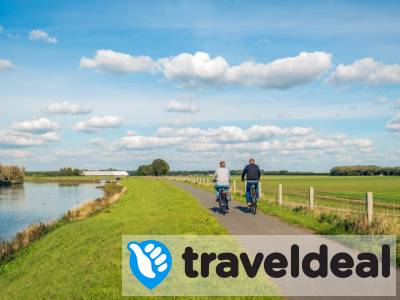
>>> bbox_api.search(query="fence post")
[258,181,263,199]
[278,184,283,205]
[366,192,373,224]
[309,186,314,210]
[233,180,237,193]
[206,178,209,186]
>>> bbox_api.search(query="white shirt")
[214,167,230,185]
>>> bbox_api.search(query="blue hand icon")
[127,240,172,289]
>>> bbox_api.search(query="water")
[0,182,103,241]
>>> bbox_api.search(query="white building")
[82,170,129,177]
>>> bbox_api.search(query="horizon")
[1,0,400,172]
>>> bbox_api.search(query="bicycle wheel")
[252,201,257,215]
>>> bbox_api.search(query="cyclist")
[241,158,261,207]
[212,161,231,209]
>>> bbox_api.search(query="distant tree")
[330,165,400,176]
[151,159,170,176]
[59,167,81,176]
[136,164,153,176]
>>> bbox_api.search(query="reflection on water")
[0,182,103,241]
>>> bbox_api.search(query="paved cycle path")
[174,182,398,299]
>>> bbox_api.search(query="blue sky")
[0,0,399,171]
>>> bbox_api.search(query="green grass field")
[0,178,279,299]
[0,178,221,298]
[188,175,400,215]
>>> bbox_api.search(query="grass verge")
[0,182,123,264]
[0,178,279,299]
[181,180,400,266]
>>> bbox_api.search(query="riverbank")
[0,179,23,186]
[0,178,261,299]
[24,175,107,183]
[0,182,124,264]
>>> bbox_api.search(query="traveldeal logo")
[123,235,396,296]
[127,240,172,289]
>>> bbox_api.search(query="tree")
[151,159,170,176]
[59,167,81,176]
[136,164,153,176]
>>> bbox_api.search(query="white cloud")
[74,115,123,133]
[387,113,400,131]
[80,49,157,73]
[224,51,332,89]
[88,137,105,145]
[55,149,92,159]
[113,135,182,150]
[159,52,229,86]
[29,29,58,44]
[166,100,200,113]
[374,96,389,105]
[156,124,313,143]
[80,50,332,89]
[48,102,93,115]
[0,149,31,159]
[0,131,59,147]
[0,59,15,71]
[327,58,400,85]
[12,118,59,134]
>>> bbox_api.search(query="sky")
[0,0,399,171]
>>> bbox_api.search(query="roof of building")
[82,170,129,176]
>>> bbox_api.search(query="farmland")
[182,175,400,216]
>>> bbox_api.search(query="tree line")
[330,165,400,176]
[134,159,170,176]
[0,164,25,181]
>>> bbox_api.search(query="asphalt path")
[174,182,398,299]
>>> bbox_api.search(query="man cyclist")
[241,158,261,207]
[212,161,231,209]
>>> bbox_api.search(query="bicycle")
[247,181,258,215]
[217,187,230,215]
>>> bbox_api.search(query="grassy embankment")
[0,182,124,263]
[0,178,278,299]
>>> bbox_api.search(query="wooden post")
[258,181,263,198]
[366,192,373,224]
[278,184,283,205]
[309,186,314,210]
[233,180,237,193]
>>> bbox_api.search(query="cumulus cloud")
[0,59,15,71]
[74,115,123,133]
[387,113,400,131]
[80,49,157,73]
[374,96,389,105]
[29,29,57,44]
[166,100,200,113]
[0,149,31,159]
[0,131,59,147]
[12,118,59,134]
[224,51,332,89]
[55,149,92,159]
[113,135,182,150]
[48,102,93,115]
[156,124,313,143]
[81,50,332,89]
[88,137,105,145]
[159,52,229,86]
[327,58,400,85]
